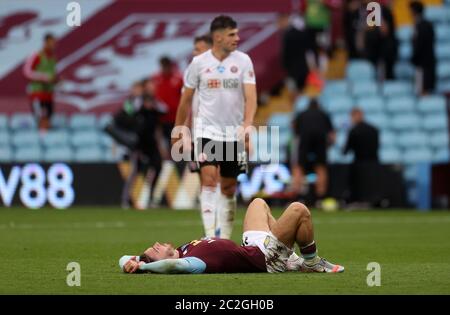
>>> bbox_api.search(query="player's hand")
[123,257,142,273]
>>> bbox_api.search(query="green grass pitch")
[1,207,450,294]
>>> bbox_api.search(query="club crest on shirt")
[231,66,238,73]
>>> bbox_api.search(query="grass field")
[1,207,450,295]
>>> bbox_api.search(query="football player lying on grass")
[119,198,344,274]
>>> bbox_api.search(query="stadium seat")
[335,131,348,149]
[396,26,413,41]
[425,6,448,23]
[0,131,10,146]
[98,113,113,129]
[331,113,351,130]
[382,82,414,97]
[41,130,70,148]
[9,113,37,130]
[417,95,447,113]
[394,62,415,80]
[328,147,353,164]
[356,96,384,113]
[14,146,42,162]
[74,147,105,162]
[436,23,450,41]
[436,43,450,59]
[365,113,390,129]
[294,96,310,113]
[437,79,450,93]
[433,148,450,163]
[99,133,114,149]
[399,42,412,60]
[402,147,433,164]
[429,131,449,148]
[322,80,349,95]
[391,114,421,131]
[0,115,8,130]
[0,147,12,162]
[267,113,292,133]
[71,130,101,147]
[380,131,396,147]
[437,61,450,79]
[325,95,353,114]
[69,114,97,130]
[380,147,402,164]
[44,146,73,162]
[351,81,378,97]
[11,131,41,147]
[346,60,375,81]
[50,114,67,129]
[397,131,427,148]
[422,114,448,131]
[386,96,415,113]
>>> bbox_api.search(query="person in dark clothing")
[343,0,365,59]
[292,99,335,202]
[410,1,436,95]
[343,108,380,204]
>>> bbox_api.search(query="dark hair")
[159,56,172,68]
[410,1,424,16]
[210,15,237,33]
[194,34,212,45]
[308,98,320,110]
[44,32,54,42]
[139,254,154,263]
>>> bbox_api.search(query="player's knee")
[221,183,236,197]
[290,202,310,218]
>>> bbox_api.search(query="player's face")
[193,41,210,57]
[45,38,56,52]
[144,242,177,261]
[218,28,239,52]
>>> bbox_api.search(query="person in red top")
[119,198,344,274]
[23,33,58,130]
[151,56,184,150]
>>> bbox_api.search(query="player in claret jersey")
[119,199,344,274]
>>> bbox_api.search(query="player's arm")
[139,257,206,274]
[173,87,195,147]
[243,83,257,129]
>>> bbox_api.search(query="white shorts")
[242,231,293,273]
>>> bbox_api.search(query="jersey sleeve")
[138,257,206,274]
[242,55,256,85]
[183,59,200,89]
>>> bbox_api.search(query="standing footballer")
[173,15,257,239]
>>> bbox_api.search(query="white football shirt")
[184,49,256,142]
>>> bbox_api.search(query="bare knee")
[289,202,311,219]
[250,198,268,209]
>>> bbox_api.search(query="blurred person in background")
[152,56,184,151]
[343,108,379,206]
[409,0,436,95]
[291,99,335,206]
[343,0,365,59]
[23,33,58,131]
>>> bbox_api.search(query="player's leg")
[242,198,275,233]
[121,151,139,209]
[314,136,328,199]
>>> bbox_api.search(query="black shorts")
[195,138,247,178]
[298,133,327,166]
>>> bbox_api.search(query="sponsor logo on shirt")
[223,78,239,89]
[207,79,221,89]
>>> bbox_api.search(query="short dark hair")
[309,98,320,110]
[159,56,172,68]
[210,15,237,33]
[44,32,54,42]
[410,1,424,16]
[139,253,154,263]
[194,34,212,45]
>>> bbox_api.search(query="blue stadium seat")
[433,148,450,163]
[391,114,421,130]
[397,131,427,148]
[365,113,390,129]
[417,95,447,113]
[44,146,73,162]
[325,95,353,113]
[98,113,113,129]
[402,147,433,163]
[335,131,348,149]
[436,23,450,41]
[294,96,310,113]
[0,147,12,162]
[50,114,67,129]
[430,131,449,148]
[399,42,412,60]
[322,80,349,95]
[267,113,292,133]
[394,62,415,80]
[386,95,415,113]
[331,113,351,130]
[437,61,450,79]
[0,115,8,130]
[0,131,10,147]
[346,60,375,81]
[74,147,105,162]
[422,114,448,131]
[396,26,413,41]
[14,146,42,162]
[99,133,114,149]
[69,114,97,130]
[437,79,450,93]
[328,147,353,164]
[356,96,384,113]
[383,82,414,97]
[436,43,450,59]
[425,6,448,23]
[41,130,70,148]
[11,131,41,147]
[380,131,396,147]
[351,81,378,97]
[71,130,101,147]
[380,147,402,164]
[9,113,37,130]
